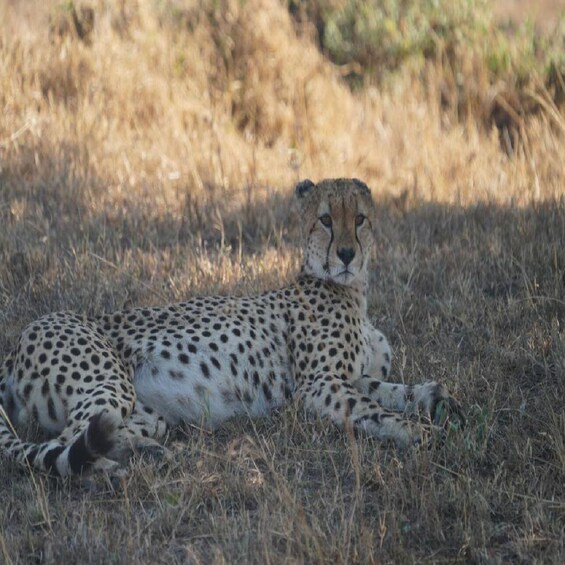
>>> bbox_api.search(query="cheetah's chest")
[289,311,369,381]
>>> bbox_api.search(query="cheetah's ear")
[351,178,371,197]
[295,179,316,199]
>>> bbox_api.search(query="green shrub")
[290,0,562,86]
[289,0,564,150]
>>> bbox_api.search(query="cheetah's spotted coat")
[0,179,463,476]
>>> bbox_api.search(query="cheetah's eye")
[319,214,332,228]
[355,214,366,227]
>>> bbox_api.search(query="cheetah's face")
[296,178,376,286]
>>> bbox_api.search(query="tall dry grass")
[0,1,564,563]
[1,0,562,213]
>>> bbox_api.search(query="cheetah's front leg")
[360,327,465,426]
[353,375,465,427]
[297,372,427,448]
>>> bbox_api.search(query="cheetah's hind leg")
[109,400,170,463]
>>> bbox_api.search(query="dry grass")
[494,0,563,32]
[0,0,564,563]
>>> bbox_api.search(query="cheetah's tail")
[0,357,118,477]
[0,407,119,477]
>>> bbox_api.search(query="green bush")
[290,0,490,80]
[289,0,563,87]
[289,0,564,149]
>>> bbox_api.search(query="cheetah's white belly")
[133,356,279,429]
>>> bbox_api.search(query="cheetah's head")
[295,178,376,287]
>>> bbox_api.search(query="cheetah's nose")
[337,247,355,267]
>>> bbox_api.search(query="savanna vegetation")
[0,0,564,562]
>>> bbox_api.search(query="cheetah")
[0,178,463,477]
